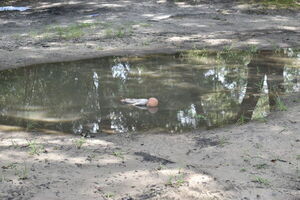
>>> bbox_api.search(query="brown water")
[0,49,299,136]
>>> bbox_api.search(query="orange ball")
[147,97,159,107]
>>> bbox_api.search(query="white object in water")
[121,98,149,106]
[0,6,30,12]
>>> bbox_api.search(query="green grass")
[104,26,133,39]
[254,0,300,8]
[218,136,229,147]
[104,193,115,198]
[73,137,86,149]
[30,22,99,40]
[27,140,45,155]
[240,168,247,172]
[275,97,288,111]
[166,174,186,187]
[237,115,247,125]
[196,114,207,120]
[252,176,270,186]
[47,23,96,39]
[112,151,124,159]
[254,163,268,169]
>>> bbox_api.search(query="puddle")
[0,6,30,12]
[0,49,299,135]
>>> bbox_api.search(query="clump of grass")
[113,151,124,159]
[73,137,86,149]
[27,140,45,155]
[252,176,270,186]
[240,168,247,172]
[48,23,93,39]
[237,115,249,125]
[253,0,300,8]
[166,174,186,187]
[104,26,133,39]
[35,22,98,40]
[254,163,268,169]
[218,136,229,147]
[196,114,207,120]
[104,192,115,199]
[275,97,287,111]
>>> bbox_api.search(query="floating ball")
[147,97,159,107]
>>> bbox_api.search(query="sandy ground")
[0,0,300,200]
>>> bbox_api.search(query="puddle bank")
[0,49,299,135]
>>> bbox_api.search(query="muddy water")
[0,49,299,135]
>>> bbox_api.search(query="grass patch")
[254,163,268,169]
[253,0,300,8]
[30,22,99,40]
[47,23,96,39]
[27,140,45,155]
[112,151,124,159]
[252,176,270,186]
[104,26,133,39]
[275,97,288,111]
[217,136,229,147]
[240,168,247,172]
[73,137,86,149]
[166,174,186,187]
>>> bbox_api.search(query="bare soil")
[0,0,300,200]
[0,0,300,69]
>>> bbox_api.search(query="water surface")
[0,49,299,135]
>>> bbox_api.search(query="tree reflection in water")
[0,49,299,135]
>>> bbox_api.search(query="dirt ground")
[0,0,300,69]
[0,0,300,200]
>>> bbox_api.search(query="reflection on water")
[0,49,299,135]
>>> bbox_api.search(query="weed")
[10,140,19,148]
[255,116,268,122]
[218,136,229,147]
[248,45,258,53]
[104,192,114,198]
[255,0,300,8]
[37,22,98,40]
[27,140,45,155]
[297,155,300,160]
[196,114,207,120]
[252,176,270,186]
[254,163,268,169]
[113,151,124,159]
[26,121,39,130]
[240,168,247,172]
[104,26,132,39]
[73,137,86,149]
[166,174,186,187]
[237,115,247,125]
[275,97,287,111]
